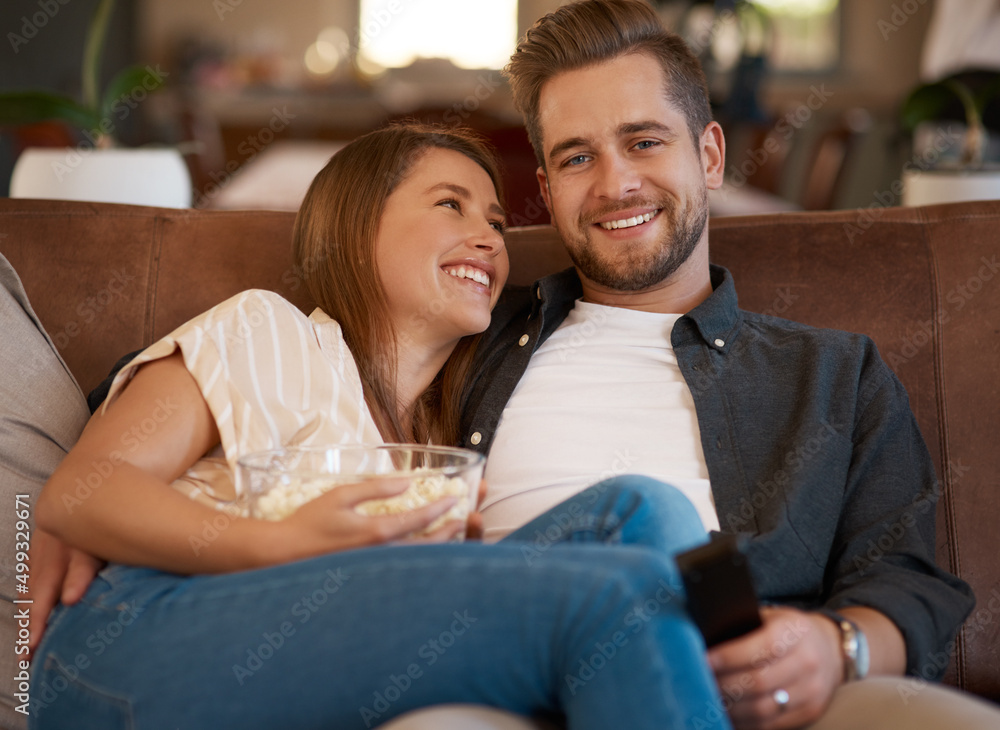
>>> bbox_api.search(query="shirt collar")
[533,264,741,352]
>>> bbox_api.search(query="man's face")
[536,52,723,294]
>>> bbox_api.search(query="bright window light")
[747,0,840,71]
[749,0,837,14]
[358,0,518,70]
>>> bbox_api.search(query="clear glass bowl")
[236,444,485,541]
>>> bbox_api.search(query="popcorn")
[252,472,473,537]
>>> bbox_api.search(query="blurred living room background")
[2,0,999,223]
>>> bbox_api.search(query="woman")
[31,123,728,730]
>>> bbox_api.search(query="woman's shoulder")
[207,289,307,322]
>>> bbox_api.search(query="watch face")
[855,625,871,679]
[841,618,870,681]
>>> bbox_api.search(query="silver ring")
[773,688,790,712]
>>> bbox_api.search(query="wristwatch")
[827,612,870,682]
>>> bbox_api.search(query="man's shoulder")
[737,310,893,390]
[740,309,876,350]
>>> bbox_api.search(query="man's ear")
[536,166,552,214]
[700,121,726,191]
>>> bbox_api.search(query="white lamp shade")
[10,147,192,208]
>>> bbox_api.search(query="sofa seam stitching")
[922,209,967,690]
[146,216,163,347]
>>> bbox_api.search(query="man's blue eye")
[566,155,588,166]
[635,140,658,150]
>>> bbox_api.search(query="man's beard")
[561,186,708,292]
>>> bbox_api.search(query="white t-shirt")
[481,299,718,541]
[105,290,383,512]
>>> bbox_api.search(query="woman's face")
[375,147,509,350]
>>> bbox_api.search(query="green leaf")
[0,91,100,130]
[83,0,116,112]
[100,65,166,122]
[974,73,1000,117]
[900,82,964,132]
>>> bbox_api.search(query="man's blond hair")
[504,0,712,167]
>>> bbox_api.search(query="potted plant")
[0,0,191,207]
[899,69,1000,206]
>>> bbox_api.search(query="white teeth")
[445,266,490,288]
[600,211,656,230]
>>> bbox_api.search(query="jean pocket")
[30,653,134,730]
[82,564,169,612]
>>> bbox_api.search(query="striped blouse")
[105,290,384,513]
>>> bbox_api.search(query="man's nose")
[593,155,641,199]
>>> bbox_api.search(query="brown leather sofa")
[2,197,998,710]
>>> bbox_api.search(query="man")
[0,253,92,729]
[458,1,995,728]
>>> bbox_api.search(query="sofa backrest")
[2,197,998,699]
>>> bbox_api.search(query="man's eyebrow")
[547,137,589,165]
[618,120,677,137]
[425,182,505,217]
[547,121,679,164]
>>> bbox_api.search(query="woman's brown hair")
[504,0,712,166]
[291,121,505,445]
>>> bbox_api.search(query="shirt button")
[518,334,530,347]
[714,338,725,348]
[471,432,482,445]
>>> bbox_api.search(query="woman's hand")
[272,478,464,562]
[707,606,843,730]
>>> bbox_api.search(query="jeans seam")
[40,652,136,729]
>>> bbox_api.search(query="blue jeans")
[29,476,729,730]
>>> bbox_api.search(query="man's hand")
[707,606,843,730]
[28,529,105,656]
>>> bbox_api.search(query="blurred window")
[747,0,840,72]
[358,0,518,70]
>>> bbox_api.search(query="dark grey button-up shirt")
[461,264,974,678]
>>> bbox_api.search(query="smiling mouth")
[599,210,660,230]
[443,265,491,288]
